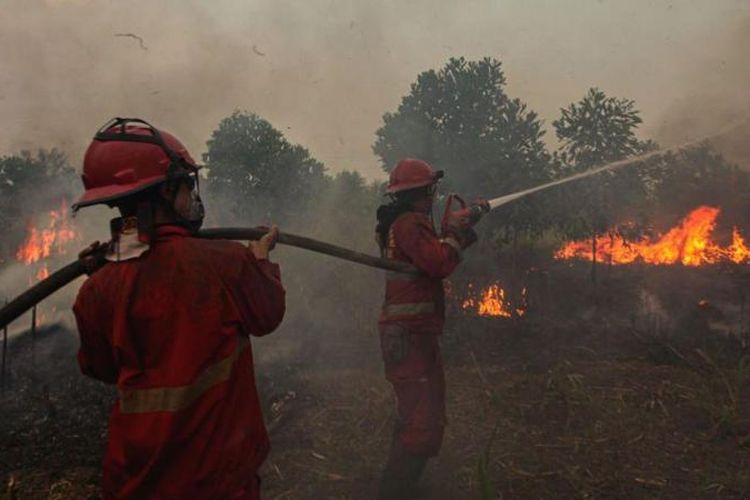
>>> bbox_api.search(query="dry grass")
[3,303,750,498]
[259,351,750,499]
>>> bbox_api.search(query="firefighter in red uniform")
[375,159,483,499]
[71,118,286,500]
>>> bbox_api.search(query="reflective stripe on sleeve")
[118,337,250,414]
[440,236,462,255]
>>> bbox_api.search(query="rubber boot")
[378,439,428,500]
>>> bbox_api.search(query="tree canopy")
[374,57,553,198]
[373,57,558,246]
[553,88,652,170]
[203,111,325,224]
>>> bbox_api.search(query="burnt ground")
[2,265,750,499]
[258,318,750,499]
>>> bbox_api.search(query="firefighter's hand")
[473,199,490,213]
[78,240,108,275]
[248,225,279,260]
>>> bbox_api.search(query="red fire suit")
[73,225,286,500]
[379,211,461,456]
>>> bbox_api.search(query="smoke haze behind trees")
[1,1,750,179]
[2,53,749,305]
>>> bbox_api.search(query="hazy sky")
[1,0,748,180]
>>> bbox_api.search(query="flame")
[15,200,79,284]
[555,206,750,266]
[36,265,50,281]
[16,201,77,265]
[462,283,514,317]
[728,228,750,264]
[516,287,528,317]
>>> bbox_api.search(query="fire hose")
[0,116,747,331]
[0,228,419,331]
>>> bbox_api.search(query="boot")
[378,440,428,500]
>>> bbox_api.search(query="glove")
[442,220,478,250]
[78,240,110,275]
[473,199,490,216]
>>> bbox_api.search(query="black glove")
[443,226,478,251]
[78,241,109,276]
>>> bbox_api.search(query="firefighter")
[72,118,286,499]
[375,159,482,499]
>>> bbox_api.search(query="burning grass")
[16,201,79,266]
[556,205,750,266]
[461,283,514,318]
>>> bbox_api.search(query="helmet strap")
[136,201,156,244]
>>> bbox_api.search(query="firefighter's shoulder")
[181,237,270,282]
[392,211,431,230]
[183,236,249,259]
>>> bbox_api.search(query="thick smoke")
[652,17,750,168]
[0,0,410,177]
[2,1,750,179]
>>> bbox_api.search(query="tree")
[286,170,384,340]
[203,111,325,226]
[305,170,381,247]
[554,88,651,169]
[553,88,653,287]
[373,57,554,252]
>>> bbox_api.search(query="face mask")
[182,185,205,232]
[168,174,205,232]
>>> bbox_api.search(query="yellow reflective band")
[440,237,462,255]
[383,302,436,317]
[118,337,249,414]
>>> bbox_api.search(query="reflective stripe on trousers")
[118,337,249,414]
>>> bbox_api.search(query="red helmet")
[386,158,443,194]
[73,118,199,210]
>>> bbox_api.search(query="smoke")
[3,1,749,180]
[652,17,750,168]
[0,0,255,162]
[0,0,410,178]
